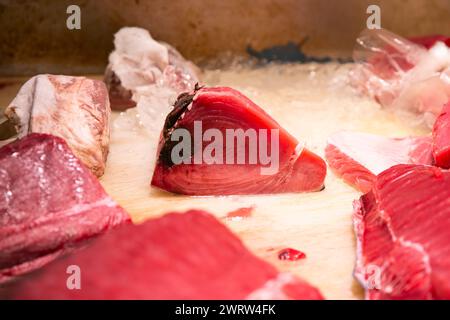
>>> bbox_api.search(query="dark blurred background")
[0,0,449,76]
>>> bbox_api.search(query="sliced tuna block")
[325,131,432,193]
[353,164,450,299]
[432,101,450,169]
[1,210,323,300]
[151,86,327,195]
[4,75,111,177]
[0,133,130,284]
[351,29,450,127]
[105,27,200,111]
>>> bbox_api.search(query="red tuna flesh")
[432,101,450,169]
[354,164,450,299]
[410,35,450,49]
[325,131,432,193]
[0,133,130,284]
[1,210,323,300]
[151,86,327,195]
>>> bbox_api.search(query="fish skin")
[353,164,450,300]
[104,27,200,111]
[4,75,111,177]
[151,86,327,195]
[1,210,323,300]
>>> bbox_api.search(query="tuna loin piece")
[151,86,327,195]
[0,134,130,284]
[354,164,450,299]
[105,27,200,111]
[2,210,323,300]
[432,101,450,169]
[4,75,111,177]
[326,131,432,193]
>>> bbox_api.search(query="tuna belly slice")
[151,86,327,195]
[354,164,450,300]
[432,101,450,169]
[2,210,323,300]
[0,134,130,284]
[325,131,432,193]
[4,74,111,177]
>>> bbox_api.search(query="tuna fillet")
[151,86,327,195]
[432,101,450,169]
[104,27,200,111]
[4,75,111,177]
[326,131,432,193]
[0,133,130,284]
[354,164,450,299]
[1,210,323,300]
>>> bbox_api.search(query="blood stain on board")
[226,206,255,219]
[278,248,306,261]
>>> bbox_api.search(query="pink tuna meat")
[1,210,323,300]
[354,164,450,299]
[0,133,130,284]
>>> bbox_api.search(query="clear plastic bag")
[350,29,450,128]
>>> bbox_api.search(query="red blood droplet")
[278,248,306,261]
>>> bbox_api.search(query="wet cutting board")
[0,64,429,299]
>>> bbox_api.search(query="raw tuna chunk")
[0,133,130,284]
[354,164,450,299]
[432,101,450,169]
[351,29,450,127]
[410,35,450,49]
[4,75,111,177]
[325,131,432,193]
[1,210,323,300]
[104,27,200,111]
[151,86,327,195]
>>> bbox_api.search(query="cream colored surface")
[0,64,429,299]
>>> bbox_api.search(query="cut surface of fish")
[1,210,323,300]
[0,133,130,284]
[326,131,432,193]
[432,101,450,169]
[151,86,327,195]
[4,74,111,177]
[353,164,450,299]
